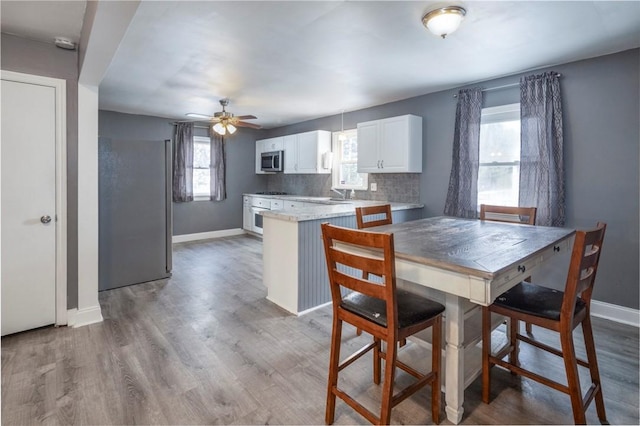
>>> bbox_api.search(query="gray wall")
[98,111,266,236]
[1,33,80,309]
[4,29,636,312]
[264,49,640,310]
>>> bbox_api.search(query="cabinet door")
[357,121,379,172]
[263,137,284,152]
[284,200,305,209]
[255,140,264,174]
[283,135,298,173]
[295,131,319,173]
[379,116,409,172]
[243,197,253,230]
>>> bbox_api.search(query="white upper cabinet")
[255,139,265,174]
[357,114,422,173]
[262,136,284,152]
[284,130,331,174]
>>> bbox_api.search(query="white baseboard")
[591,300,639,327]
[67,306,103,328]
[297,301,332,316]
[172,228,245,244]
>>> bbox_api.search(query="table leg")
[445,293,465,424]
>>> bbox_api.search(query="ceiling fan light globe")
[227,124,237,134]
[213,123,226,135]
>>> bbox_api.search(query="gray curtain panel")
[444,88,483,218]
[519,72,565,226]
[172,122,194,202]
[209,133,226,201]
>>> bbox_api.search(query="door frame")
[1,70,67,326]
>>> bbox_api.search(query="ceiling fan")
[187,98,261,136]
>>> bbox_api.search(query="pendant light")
[338,110,347,141]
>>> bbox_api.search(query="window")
[332,129,368,190]
[193,136,210,198]
[478,103,521,209]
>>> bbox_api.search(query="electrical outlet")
[370,183,377,192]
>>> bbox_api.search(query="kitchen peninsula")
[260,199,423,314]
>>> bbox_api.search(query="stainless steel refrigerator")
[98,138,172,291]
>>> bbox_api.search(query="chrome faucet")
[331,187,346,199]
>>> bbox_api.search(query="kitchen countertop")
[245,194,423,222]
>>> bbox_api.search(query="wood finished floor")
[2,235,638,425]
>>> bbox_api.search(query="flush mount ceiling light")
[422,6,466,39]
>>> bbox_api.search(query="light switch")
[370,183,377,191]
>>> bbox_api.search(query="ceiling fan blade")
[236,121,261,129]
[235,115,257,120]
[185,113,213,120]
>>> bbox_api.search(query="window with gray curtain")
[172,122,194,202]
[519,72,564,226]
[444,88,483,218]
[209,133,226,201]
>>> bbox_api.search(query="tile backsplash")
[266,173,420,203]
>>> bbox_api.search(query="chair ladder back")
[321,222,397,305]
[562,222,607,320]
[479,204,537,225]
[356,204,393,229]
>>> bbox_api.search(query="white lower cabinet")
[357,114,422,173]
[283,200,305,210]
[242,196,253,231]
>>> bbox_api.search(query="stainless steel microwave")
[261,150,283,172]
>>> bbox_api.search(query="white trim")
[297,301,332,316]
[66,306,104,328]
[481,102,520,124]
[77,83,102,325]
[172,228,245,244]
[1,71,68,327]
[591,300,639,327]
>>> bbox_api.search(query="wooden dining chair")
[480,204,537,334]
[354,204,394,338]
[355,204,393,229]
[481,222,608,425]
[321,223,444,425]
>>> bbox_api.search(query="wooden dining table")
[357,216,575,424]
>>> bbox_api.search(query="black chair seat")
[493,281,586,321]
[342,289,445,329]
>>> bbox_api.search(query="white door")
[1,76,60,335]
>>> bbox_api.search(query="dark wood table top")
[370,216,575,280]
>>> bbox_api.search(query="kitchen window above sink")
[332,129,368,190]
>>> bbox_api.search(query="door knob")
[40,215,52,224]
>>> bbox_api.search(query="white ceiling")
[2,1,640,129]
[1,1,86,46]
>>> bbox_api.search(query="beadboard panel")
[297,209,423,312]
